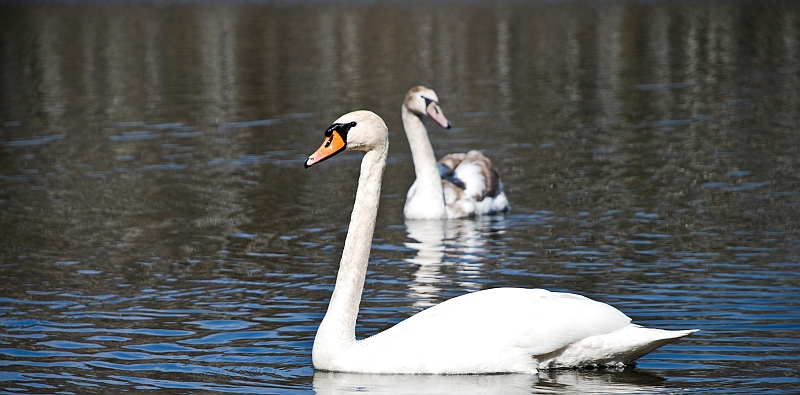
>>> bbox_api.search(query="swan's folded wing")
[442,150,502,200]
[437,153,465,177]
[364,288,631,361]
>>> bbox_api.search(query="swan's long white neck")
[313,142,388,359]
[402,105,446,218]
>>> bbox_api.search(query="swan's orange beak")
[426,101,451,129]
[304,129,347,168]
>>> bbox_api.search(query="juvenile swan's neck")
[313,143,388,360]
[402,105,445,217]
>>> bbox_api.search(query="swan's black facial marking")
[324,121,357,144]
[422,96,437,110]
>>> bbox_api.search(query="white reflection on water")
[314,371,537,395]
[404,218,504,307]
[314,369,667,395]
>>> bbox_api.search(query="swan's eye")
[337,122,357,140]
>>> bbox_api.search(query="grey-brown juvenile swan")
[402,86,510,219]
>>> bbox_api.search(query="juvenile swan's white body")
[402,86,510,219]
[304,111,697,374]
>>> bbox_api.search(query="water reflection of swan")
[401,86,510,219]
[313,369,667,395]
[304,111,696,374]
[405,217,503,308]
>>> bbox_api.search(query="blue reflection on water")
[2,208,798,394]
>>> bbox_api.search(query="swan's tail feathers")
[620,326,698,363]
[535,325,698,369]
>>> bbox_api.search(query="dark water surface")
[2,1,800,394]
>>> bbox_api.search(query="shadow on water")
[1,0,800,394]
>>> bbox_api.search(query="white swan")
[304,110,697,374]
[402,86,510,219]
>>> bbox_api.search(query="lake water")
[1,1,799,394]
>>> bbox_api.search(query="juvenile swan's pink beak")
[426,101,451,129]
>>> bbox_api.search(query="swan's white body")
[304,110,696,374]
[402,86,510,219]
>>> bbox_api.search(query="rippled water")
[2,1,800,394]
